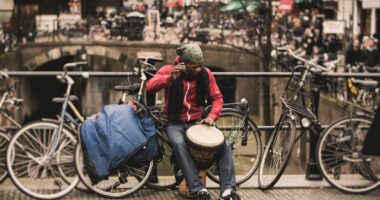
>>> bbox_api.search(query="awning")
[245,1,260,12]
[220,1,244,12]
[166,0,184,7]
[220,0,260,12]
[278,0,294,12]
[295,0,311,3]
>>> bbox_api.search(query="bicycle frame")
[205,99,261,148]
[0,92,23,130]
[47,61,87,158]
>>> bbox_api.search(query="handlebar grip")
[0,71,9,80]
[63,61,88,70]
[56,75,66,83]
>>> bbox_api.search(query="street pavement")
[1,176,379,200]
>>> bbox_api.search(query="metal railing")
[5,71,380,78]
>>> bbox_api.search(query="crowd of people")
[345,36,380,69]
[269,8,379,70]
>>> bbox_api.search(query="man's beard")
[181,72,200,81]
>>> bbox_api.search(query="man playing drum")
[146,44,240,200]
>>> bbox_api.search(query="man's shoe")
[218,190,241,200]
[194,190,211,200]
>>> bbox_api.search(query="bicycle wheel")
[0,131,10,184]
[207,109,262,185]
[75,143,154,198]
[258,116,296,190]
[6,121,79,199]
[145,131,179,190]
[317,117,380,194]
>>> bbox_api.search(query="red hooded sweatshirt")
[146,65,223,122]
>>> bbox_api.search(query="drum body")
[186,125,225,169]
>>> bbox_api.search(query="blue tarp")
[80,104,158,184]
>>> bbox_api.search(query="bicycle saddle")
[114,84,141,94]
[52,95,79,103]
[351,79,378,91]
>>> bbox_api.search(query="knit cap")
[175,44,204,64]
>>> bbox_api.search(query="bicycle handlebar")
[277,46,332,72]
[0,71,9,80]
[63,61,88,72]
[5,97,23,105]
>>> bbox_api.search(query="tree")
[219,0,273,126]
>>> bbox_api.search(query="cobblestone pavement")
[1,175,379,200]
[1,187,379,200]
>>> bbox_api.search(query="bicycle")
[316,79,380,193]
[109,58,263,190]
[0,72,24,184]
[344,64,379,111]
[258,46,333,190]
[74,57,159,198]
[5,62,87,199]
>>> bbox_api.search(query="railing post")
[306,73,323,180]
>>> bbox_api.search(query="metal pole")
[4,71,380,78]
[306,72,323,180]
[17,0,22,42]
[305,0,324,180]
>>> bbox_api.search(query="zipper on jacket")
[183,81,191,121]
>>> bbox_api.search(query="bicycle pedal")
[118,172,129,184]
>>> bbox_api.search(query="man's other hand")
[197,118,215,126]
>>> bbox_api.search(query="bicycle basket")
[281,65,318,119]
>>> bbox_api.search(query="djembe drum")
[179,124,225,197]
[186,124,225,169]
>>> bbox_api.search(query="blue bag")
[80,104,158,184]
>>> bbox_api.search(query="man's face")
[185,63,202,76]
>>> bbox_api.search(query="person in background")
[345,39,363,67]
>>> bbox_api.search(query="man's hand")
[170,63,186,81]
[197,117,215,126]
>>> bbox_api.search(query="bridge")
[0,41,265,123]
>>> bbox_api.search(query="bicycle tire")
[6,121,79,200]
[206,108,262,185]
[75,143,154,198]
[258,116,296,190]
[144,131,180,190]
[317,117,380,194]
[0,131,10,184]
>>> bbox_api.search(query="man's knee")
[170,136,187,150]
[167,127,187,149]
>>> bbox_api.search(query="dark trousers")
[363,102,380,156]
[166,121,237,193]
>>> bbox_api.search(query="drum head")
[186,125,224,148]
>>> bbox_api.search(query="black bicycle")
[258,46,333,190]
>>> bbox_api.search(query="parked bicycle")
[258,46,333,189]
[5,62,87,199]
[344,64,379,111]
[258,46,380,194]
[0,72,24,184]
[74,57,159,198]
[316,78,380,194]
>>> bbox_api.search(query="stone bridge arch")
[23,45,132,71]
[0,42,265,124]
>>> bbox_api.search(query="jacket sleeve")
[146,65,172,93]
[206,69,224,121]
